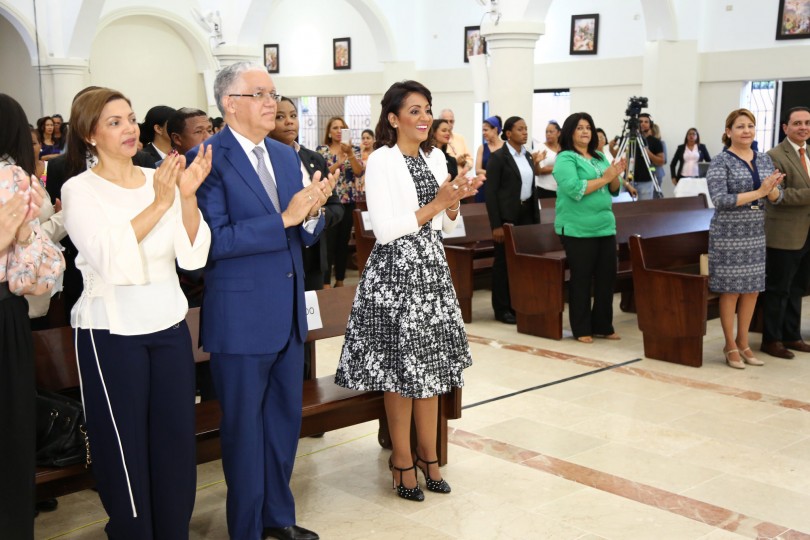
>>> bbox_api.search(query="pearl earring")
[91,141,96,146]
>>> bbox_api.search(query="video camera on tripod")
[615,95,663,198]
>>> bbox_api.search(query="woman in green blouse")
[552,112,627,343]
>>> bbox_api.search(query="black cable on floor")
[462,358,643,410]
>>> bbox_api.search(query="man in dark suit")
[189,63,332,540]
[762,106,810,359]
[485,117,540,323]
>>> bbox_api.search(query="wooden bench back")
[615,208,714,244]
[505,223,563,255]
[629,230,709,271]
[305,285,356,342]
[613,194,708,217]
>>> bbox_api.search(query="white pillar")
[480,20,543,135]
[642,40,699,194]
[39,59,90,117]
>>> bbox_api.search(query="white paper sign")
[304,290,323,331]
[443,214,466,239]
[361,211,372,230]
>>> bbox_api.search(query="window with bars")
[742,80,776,152]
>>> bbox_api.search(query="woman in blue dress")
[707,108,784,369]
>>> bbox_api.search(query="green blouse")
[552,150,620,238]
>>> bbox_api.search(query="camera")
[625,96,648,117]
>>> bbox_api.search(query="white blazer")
[365,144,459,244]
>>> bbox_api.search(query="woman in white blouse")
[670,127,711,184]
[534,121,562,199]
[62,88,212,539]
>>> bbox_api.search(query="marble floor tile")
[34,290,810,539]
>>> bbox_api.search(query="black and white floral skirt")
[335,225,472,399]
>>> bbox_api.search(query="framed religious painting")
[776,0,810,40]
[464,26,487,63]
[570,14,599,55]
[333,38,351,70]
[264,44,279,74]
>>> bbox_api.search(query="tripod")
[614,118,663,198]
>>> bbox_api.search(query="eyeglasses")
[228,91,282,103]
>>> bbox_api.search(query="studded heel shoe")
[388,458,425,502]
[415,455,451,494]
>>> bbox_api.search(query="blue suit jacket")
[188,126,325,355]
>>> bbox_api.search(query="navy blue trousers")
[211,335,304,540]
[76,322,196,540]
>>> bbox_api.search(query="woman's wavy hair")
[66,88,132,178]
[374,80,433,154]
[560,112,597,156]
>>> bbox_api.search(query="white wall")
[0,15,41,120]
[89,16,207,119]
[263,0,382,77]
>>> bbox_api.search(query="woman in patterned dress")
[335,81,482,502]
[707,108,784,369]
[316,117,364,287]
[0,93,65,540]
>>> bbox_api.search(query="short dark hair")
[560,112,598,156]
[783,106,810,126]
[374,80,433,154]
[362,128,374,138]
[683,127,701,145]
[500,116,524,142]
[167,108,208,138]
[0,94,36,176]
[279,96,296,110]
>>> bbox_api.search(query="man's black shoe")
[264,525,320,540]
[495,312,516,324]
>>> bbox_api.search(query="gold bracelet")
[448,202,461,212]
[17,230,35,247]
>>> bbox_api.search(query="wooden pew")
[33,288,461,500]
[504,207,715,340]
[628,231,719,367]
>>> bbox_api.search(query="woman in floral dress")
[335,81,482,502]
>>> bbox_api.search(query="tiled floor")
[35,275,810,539]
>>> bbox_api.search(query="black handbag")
[35,388,91,468]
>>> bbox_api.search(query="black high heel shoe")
[415,454,451,493]
[388,458,425,502]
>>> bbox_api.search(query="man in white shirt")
[762,106,810,359]
[440,108,471,169]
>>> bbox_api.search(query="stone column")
[642,40,699,194]
[39,59,90,117]
[480,20,544,135]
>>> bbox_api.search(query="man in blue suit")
[189,63,333,540]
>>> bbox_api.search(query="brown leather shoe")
[760,341,795,359]
[783,340,810,353]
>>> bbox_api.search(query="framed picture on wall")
[776,0,810,39]
[569,14,599,55]
[264,44,279,74]
[333,38,351,70]
[464,26,487,63]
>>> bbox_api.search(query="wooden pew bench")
[33,286,460,501]
[504,207,715,340]
[628,231,719,367]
